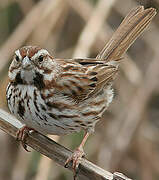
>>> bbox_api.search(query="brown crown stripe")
[19,46,42,58]
[19,48,27,58]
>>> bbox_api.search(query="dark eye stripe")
[15,55,20,62]
[38,55,44,62]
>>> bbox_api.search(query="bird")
[6,6,156,180]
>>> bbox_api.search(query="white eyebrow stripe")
[31,49,49,59]
[15,50,22,59]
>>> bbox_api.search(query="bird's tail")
[96,6,156,61]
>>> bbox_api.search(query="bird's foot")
[16,126,35,152]
[65,147,85,180]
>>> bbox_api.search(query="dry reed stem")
[27,0,67,45]
[72,0,117,57]
[137,138,154,180]
[16,0,34,14]
[0,109,132,180]
[34,155,52,180]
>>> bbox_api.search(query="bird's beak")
[22,56,32,70]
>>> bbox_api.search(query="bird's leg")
[16,125,35,152]
[65,132,90,179]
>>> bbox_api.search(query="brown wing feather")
[55,59,118,102]
[87,64,118,97]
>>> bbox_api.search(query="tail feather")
[96,6,156,61]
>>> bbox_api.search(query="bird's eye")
[38,55,44,62]
[15,55,20,62]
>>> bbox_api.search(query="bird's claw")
[65,148,85,180]
[16,126,35,152]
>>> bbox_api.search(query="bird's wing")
[54,58,118,102]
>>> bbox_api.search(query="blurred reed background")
[0,0,159,180]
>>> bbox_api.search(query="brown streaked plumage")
[6,6,156,180]
[20,46,42,59]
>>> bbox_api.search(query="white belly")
[6,83,113,135]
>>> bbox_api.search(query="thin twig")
[0,109,131,180]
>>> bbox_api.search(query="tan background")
[0,0,159,180]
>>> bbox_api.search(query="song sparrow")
[6,6,156,179]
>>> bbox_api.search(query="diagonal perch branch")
[0,108,131,180]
